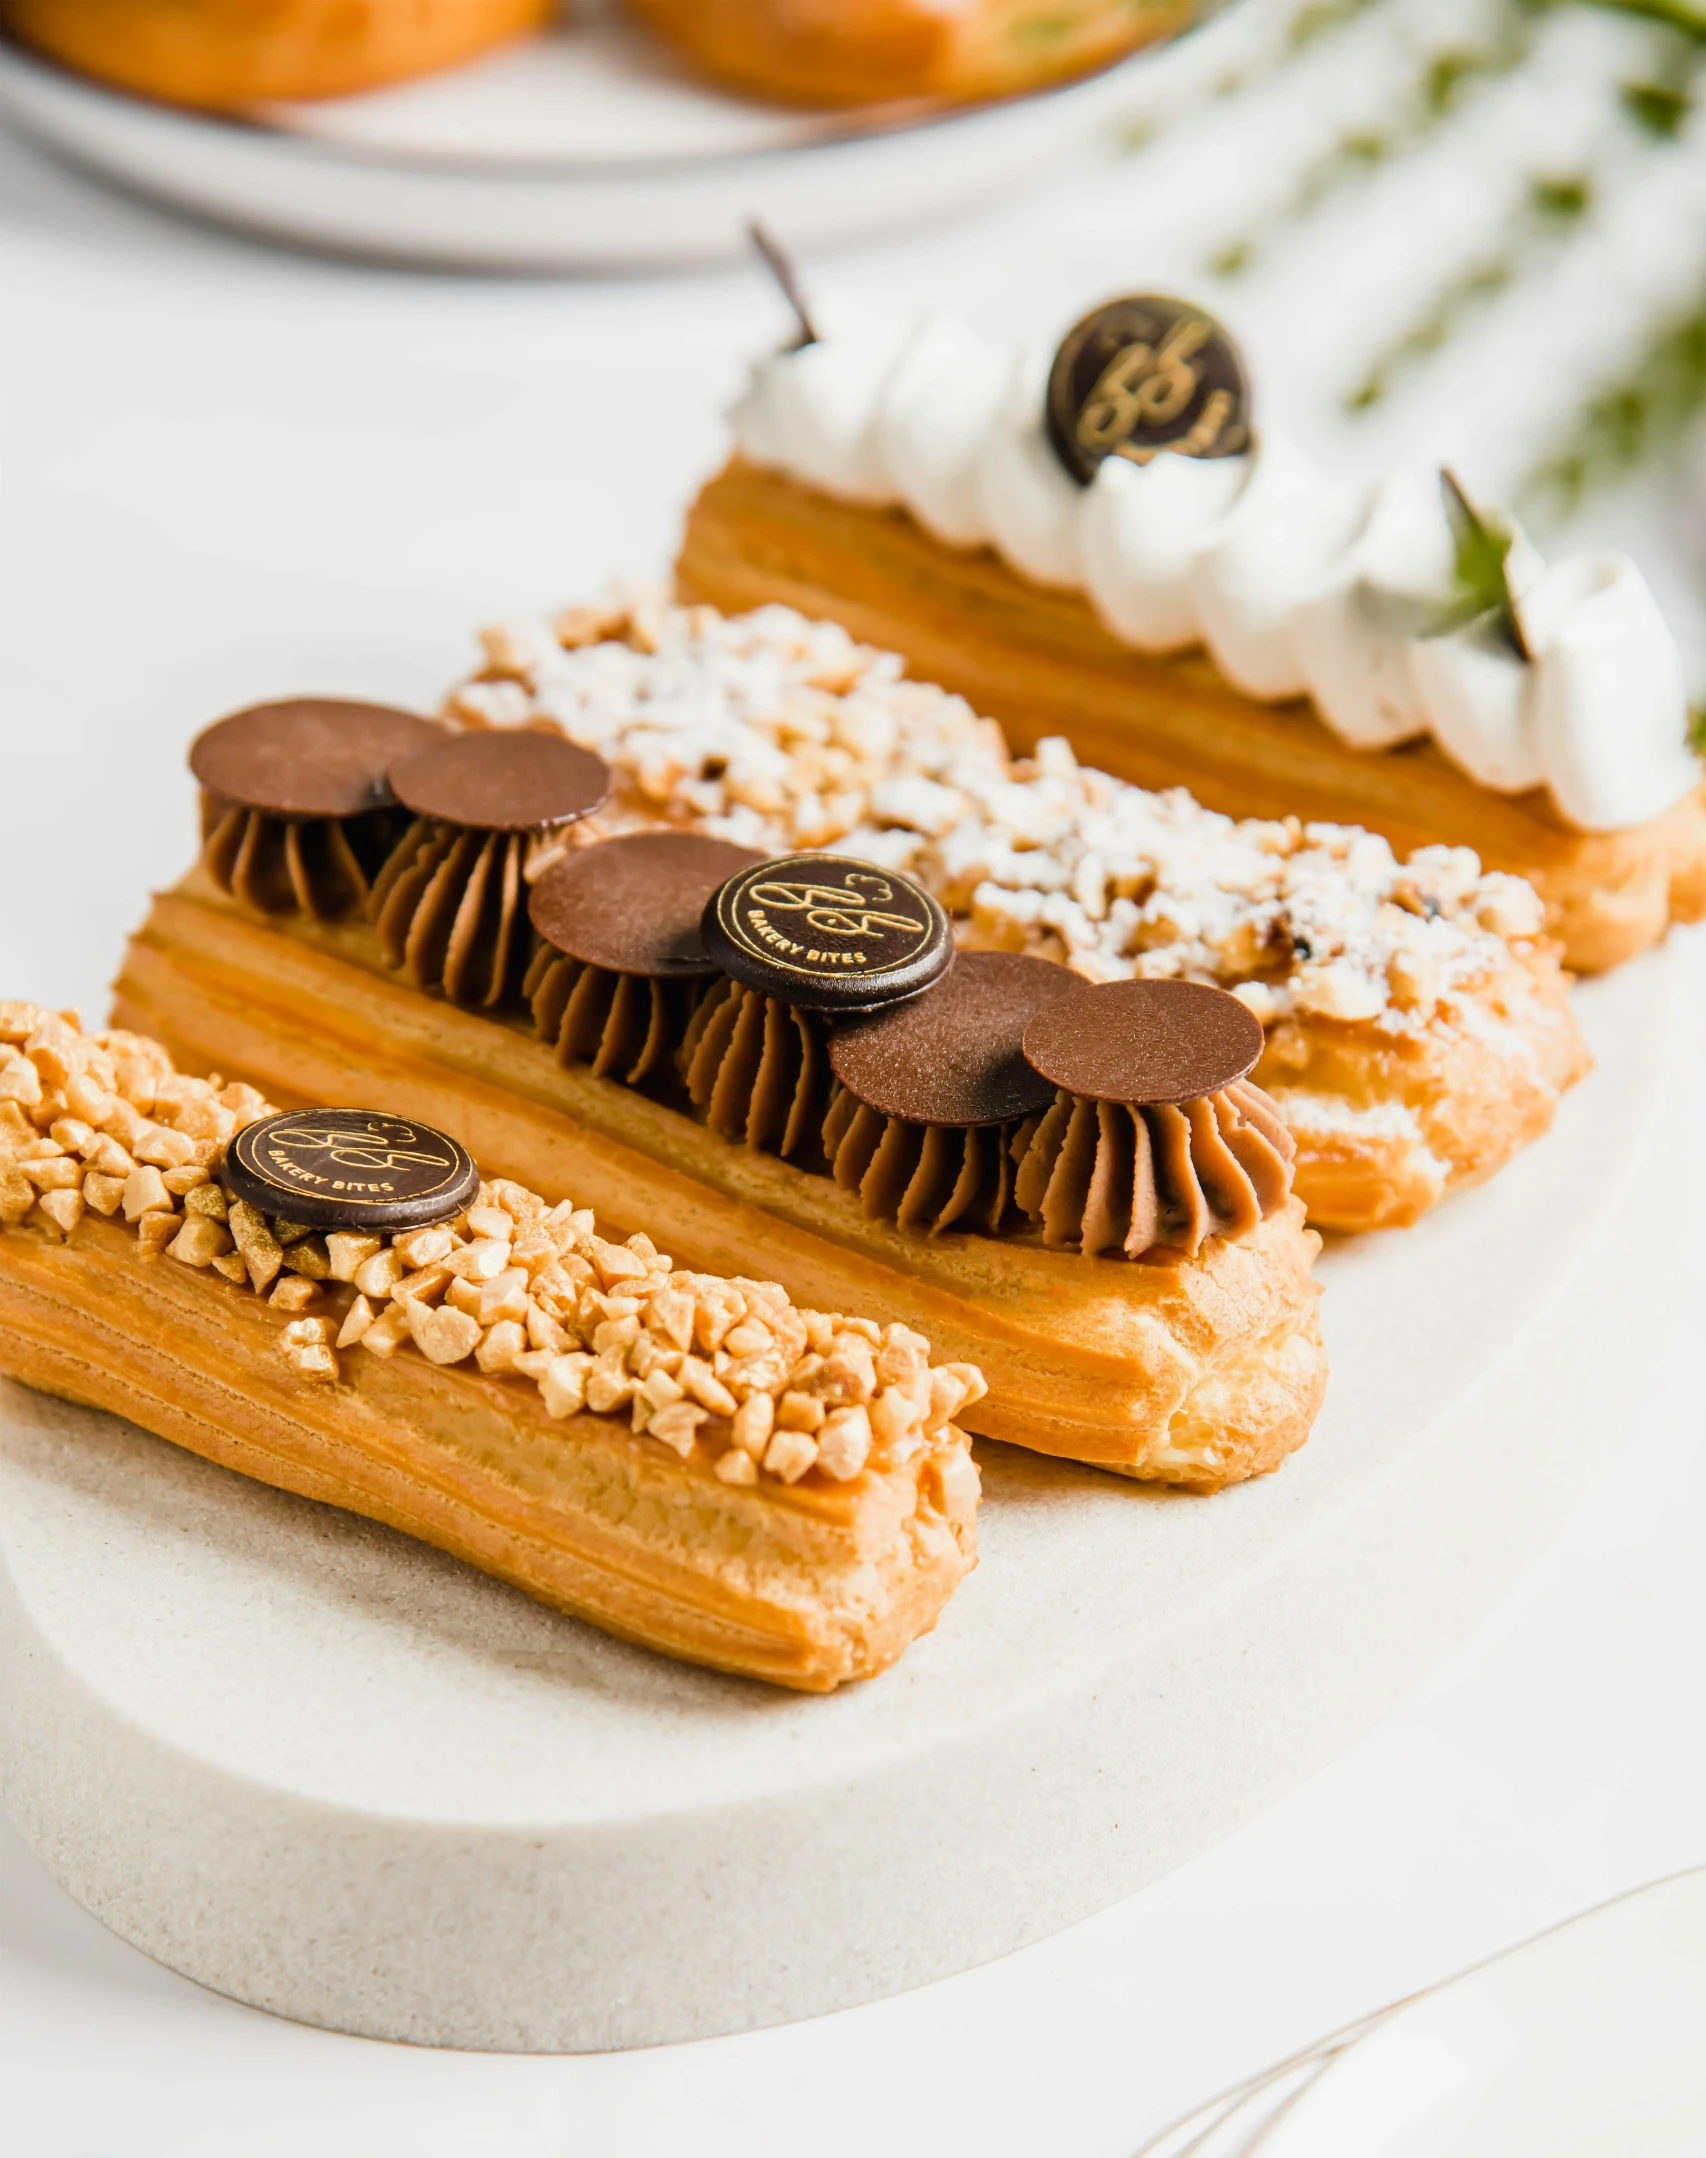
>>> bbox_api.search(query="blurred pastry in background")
[624,0,1197,108]
[1,0,554,107]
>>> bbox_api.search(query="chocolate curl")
[1012,1077,1294,1262]
[680,978,829,1163]
[525,944,704,1087]
[822,1087,1021,1237]
[369,819,536,1010]
[200,794,393,921]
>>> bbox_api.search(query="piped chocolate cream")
[193,773,1294,1260]
[1017,978,1293,1260]
[627,849,1292,1262]
[190,699,439,920]
[524,831,763,1084]
[685,853,954,1163]
[825,951,1069,1234]
[371,730,612,1009]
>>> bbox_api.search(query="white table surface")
[2,11,1705,2145]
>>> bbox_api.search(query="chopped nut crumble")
[0,1004,981,1498]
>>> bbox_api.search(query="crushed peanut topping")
[450,595,1550,1037]
[0,1002,982,1509]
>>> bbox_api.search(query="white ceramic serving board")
[0,14,1215,269]
[0,950,1685,2052]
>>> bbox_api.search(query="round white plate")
[0,11,1223,268]
[1256,1868,1706,2155]
[0,951,1688,2052]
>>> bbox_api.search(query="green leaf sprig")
[1441,469,1532,658]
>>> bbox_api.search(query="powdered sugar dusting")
[451,595,1549,1034]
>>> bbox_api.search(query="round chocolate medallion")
[388,729,612,835]
[223,1108,479,1231]
[1022,977,1263,1107]
[529,832,765,979]
[831,951,1072,1126]
[189,699,440,820]
[1045,296,1251,486]
[701,853,952,1013]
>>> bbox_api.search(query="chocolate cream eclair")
[120,746,1329,1487]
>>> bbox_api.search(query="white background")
[2,3,1704,2148]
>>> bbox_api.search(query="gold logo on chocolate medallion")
[1046,296,1251,485]
[702,854,952,1012]
[223,1108,479,1230]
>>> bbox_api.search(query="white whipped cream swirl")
[728,311,1702,835]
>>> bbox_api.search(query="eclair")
[1,0,552,109]
[676,290,1706,973]
[0,1002,980,1691]
[115,705,1330,1487]
[623,0,1194,109]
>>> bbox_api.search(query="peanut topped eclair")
[679,289,1706,974]
[444,594,1588,1232]
[0,1003,981,1691]
[118,735,1329,1488]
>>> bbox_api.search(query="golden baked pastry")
[624,0,1195,109]
[114,697,1331,1488]
[116,881,1329,1489]
[678,457,1706,975]
[2,0,552,109]
[434,597,1589,1232]
[0,1002,981,1690]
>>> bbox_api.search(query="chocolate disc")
[388,729,612,835]
[223,1108,478,1231]
[830,951,1073,1126]
[1022,977,1263,1106]
[529,832,766,979]
[1045,296,1251,486]
[189,699,440,821]
[701,853,952,1013]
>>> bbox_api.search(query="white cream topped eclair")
[114,703,1330,1488]
[677,289,1706,973]
[432,595,1587,1232]
[0,1001,980,1690]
